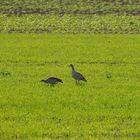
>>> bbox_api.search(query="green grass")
[0,34,140,139]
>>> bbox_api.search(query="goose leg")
[77,80,80,85]
[76,80,80,85]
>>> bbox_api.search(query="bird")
[69,64,87,84]
[40,77,63,86]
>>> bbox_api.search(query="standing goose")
[69,64,87,84]
[40,77,63,86]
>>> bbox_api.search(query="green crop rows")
[0,0,140,33]
[0,0,140,15]
[0,14,140,33]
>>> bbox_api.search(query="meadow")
[0,34,140,139]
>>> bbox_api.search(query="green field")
[0,0,140,139]
[0,34,140,139]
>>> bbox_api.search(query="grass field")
[0,34,140,139]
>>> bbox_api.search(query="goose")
[69,64,87,84]
[40,77,63,86]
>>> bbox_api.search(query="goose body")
[41,77,63,85]
[69,64,87,83]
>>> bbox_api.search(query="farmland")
[0,0,140,34]
[0,14,140,34]
[0,0,140,139]
[0,34,140,139]
[0,0,140,15]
